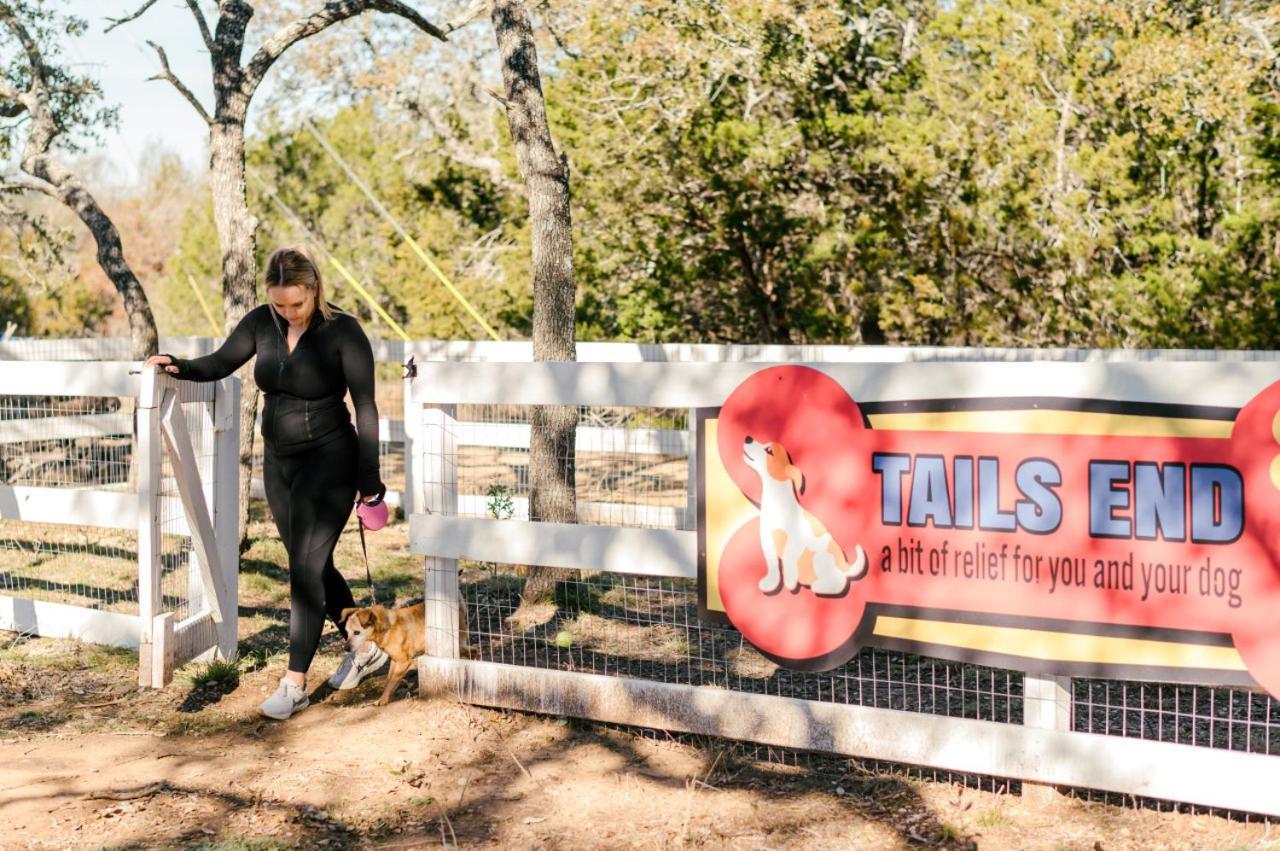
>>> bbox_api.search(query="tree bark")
[210,116,261,547]
[170,0,447,548]
[27,158,159,359]
[492,0,578,607]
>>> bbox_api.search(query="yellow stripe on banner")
[867,410,1233,439]
[873,616,1247,670]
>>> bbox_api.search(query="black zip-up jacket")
[163,304,385,499]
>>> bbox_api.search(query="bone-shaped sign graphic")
[711,365,1280,702]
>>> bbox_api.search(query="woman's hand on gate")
[144,354,180,375]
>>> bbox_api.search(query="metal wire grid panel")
[1073,678,1280,755]
[0,393,138,614]
[451,404,693,530]
[0,392,214,623]
[156,396,218,624]
[463,567,1022,723]
[1069,679,1280,819]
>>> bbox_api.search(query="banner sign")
[697,364,1280,701]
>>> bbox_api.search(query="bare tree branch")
[146,41,211,124]
[0,78,28,115]
[185,0,215,53]
[0,173,58,198]
[1,5,160,359]
[240,0,449,98]
[421,105,521,194]
[445,0,490,34]
[104,0,162,33]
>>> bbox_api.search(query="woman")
[146,244,389,720]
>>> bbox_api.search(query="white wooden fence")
[7,337,1280,813]
[405,357,1280,818]
[0,362,239,687]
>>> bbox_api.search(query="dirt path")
[2,672,1277,850]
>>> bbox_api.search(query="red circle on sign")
[718,518,869,669]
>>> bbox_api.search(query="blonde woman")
[146,245,388,719]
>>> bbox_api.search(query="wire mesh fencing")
[0,388,215,625]
[1073,678,1280,755]
[0,392,138,615]
[448,404,692,529]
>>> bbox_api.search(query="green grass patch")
[188,657,240,691]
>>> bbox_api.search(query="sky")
[61,1,278,184]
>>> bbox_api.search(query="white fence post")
[212,376,240,660]
[401,367,417,518]
[1022,673,1073,803]
[135,368,164,687]
[420,401,461,675]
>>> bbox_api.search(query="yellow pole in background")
[252,174,411,341]
[185,272,223,336]
[303,118,502,342]
[325,255,411,342]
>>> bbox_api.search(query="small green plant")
[485,482,515,520]
[662,636,693,656]
[189,657,240,691]
[977,808,1010,828]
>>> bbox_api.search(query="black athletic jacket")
[163,304,385,499]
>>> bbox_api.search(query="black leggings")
[263,432,358,674]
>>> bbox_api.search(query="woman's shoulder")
[234,303,276,332]
[246,303,276,323]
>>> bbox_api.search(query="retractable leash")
[355,494,389,606]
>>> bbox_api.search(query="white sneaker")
[258,676,309,720]
[328,642,389,690]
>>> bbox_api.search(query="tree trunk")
[492,0,577,607]
[210,118,261,549]
[24,158,159,360]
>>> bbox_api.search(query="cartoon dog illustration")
[742,436,867,595]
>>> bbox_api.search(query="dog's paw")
[374,697,391,706]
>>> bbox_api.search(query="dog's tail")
[841,543,868,581]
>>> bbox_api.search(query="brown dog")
[338,603,469,705]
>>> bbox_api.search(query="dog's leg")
[758,528,785,593]
[810,548,849,596]
[782,537,802,592]
[375,659,413,706]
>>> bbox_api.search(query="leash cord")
[358,514,377,606]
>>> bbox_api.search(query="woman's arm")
[160,307,261,382]
[338,316,385,500]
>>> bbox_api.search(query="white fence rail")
[0,361,239,686]
[8,337,1280,812]
[405,356,1280,819]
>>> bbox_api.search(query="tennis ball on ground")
[554,630,573,648]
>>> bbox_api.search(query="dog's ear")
[786,464,805,497]
[339,607,358,625]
